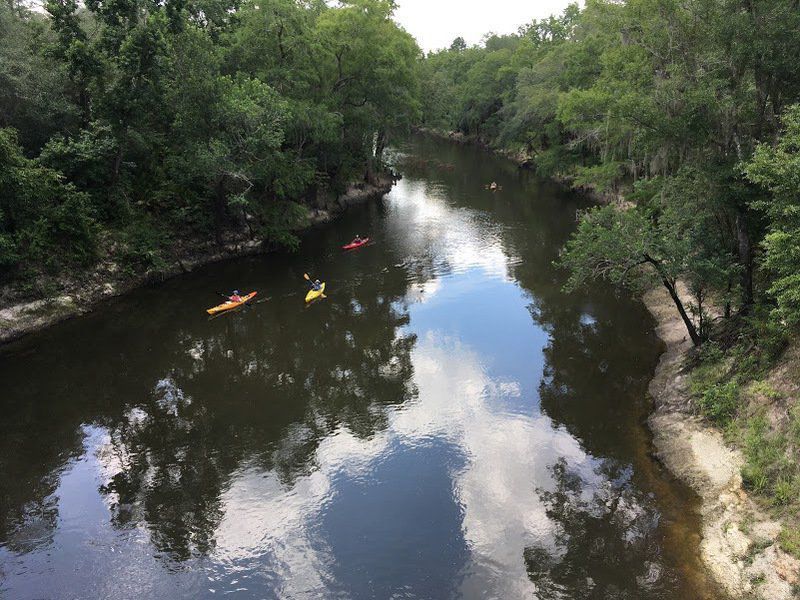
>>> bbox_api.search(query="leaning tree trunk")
[645,254,702,346]
[663,277,702,346]
[375,129,388,164]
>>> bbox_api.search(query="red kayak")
[342,237,370,251]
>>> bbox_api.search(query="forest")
[6,0,800,347]
[0,0,418,282]
[3,0,800,364]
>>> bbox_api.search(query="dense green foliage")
[745,106,800,328]
[419,0,800,347]
[0,0,418,283]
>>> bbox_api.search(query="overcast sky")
[393,0,578,52]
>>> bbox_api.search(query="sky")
[393,0,579,52]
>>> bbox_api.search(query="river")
[0,136,722,598]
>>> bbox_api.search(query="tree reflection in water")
[94,265,418,562]
[524,457,677,599]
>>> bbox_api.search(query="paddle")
[304,272,320,289]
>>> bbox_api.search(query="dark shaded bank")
[0,176,394,345]
[412,126,529,165]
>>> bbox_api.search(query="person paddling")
[229,290,243,302]
[303,273,325,302]
[351,234,363,245]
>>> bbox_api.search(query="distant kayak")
[206,291,257,315]
[305,282,326,303]
[342,238,370,250]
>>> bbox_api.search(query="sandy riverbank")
[644,286,800,599]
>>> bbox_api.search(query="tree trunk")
[645,254,702,346]
[724,278,732,318]
[375,129,387,164]
[213,175,227,245]
[110,147,123,190]
[736,209,754,310]
[693,286,705,340]
[78,87,91,128]
[663,277,702,346]
[661,277,703,346]
[364,159,375,185]
[109,127,130,214]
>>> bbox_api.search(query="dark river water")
[0,136,722,599]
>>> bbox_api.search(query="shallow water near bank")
[0,136,723,598]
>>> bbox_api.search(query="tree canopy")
[0,0,419,283]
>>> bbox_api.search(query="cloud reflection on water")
[384,178,519,286]
[200,326,658,598]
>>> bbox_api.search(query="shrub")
[732,308,789,380]
[696,380,740,426]
[741,415,781,494]
[779,527,800,560]
[773,477,798,506]
[572,161,625,193]
[748,380,782,401]
[741,413,796,505]
[0,231,19,270]
[0,127,98,274]
[117,218,169,273]
[24,192,98,269]
[258,200,307,251]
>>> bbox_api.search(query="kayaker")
[352,234,363,244]
[310,279,322,292]
[229,290,243,302]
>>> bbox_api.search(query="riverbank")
[644,286,800,599]
[0,176,394,345]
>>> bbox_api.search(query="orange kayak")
[206,291,257,315]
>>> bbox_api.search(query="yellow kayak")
[206,291,257,315]
[305,282,325,303]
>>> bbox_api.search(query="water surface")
[0,136,721,598]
